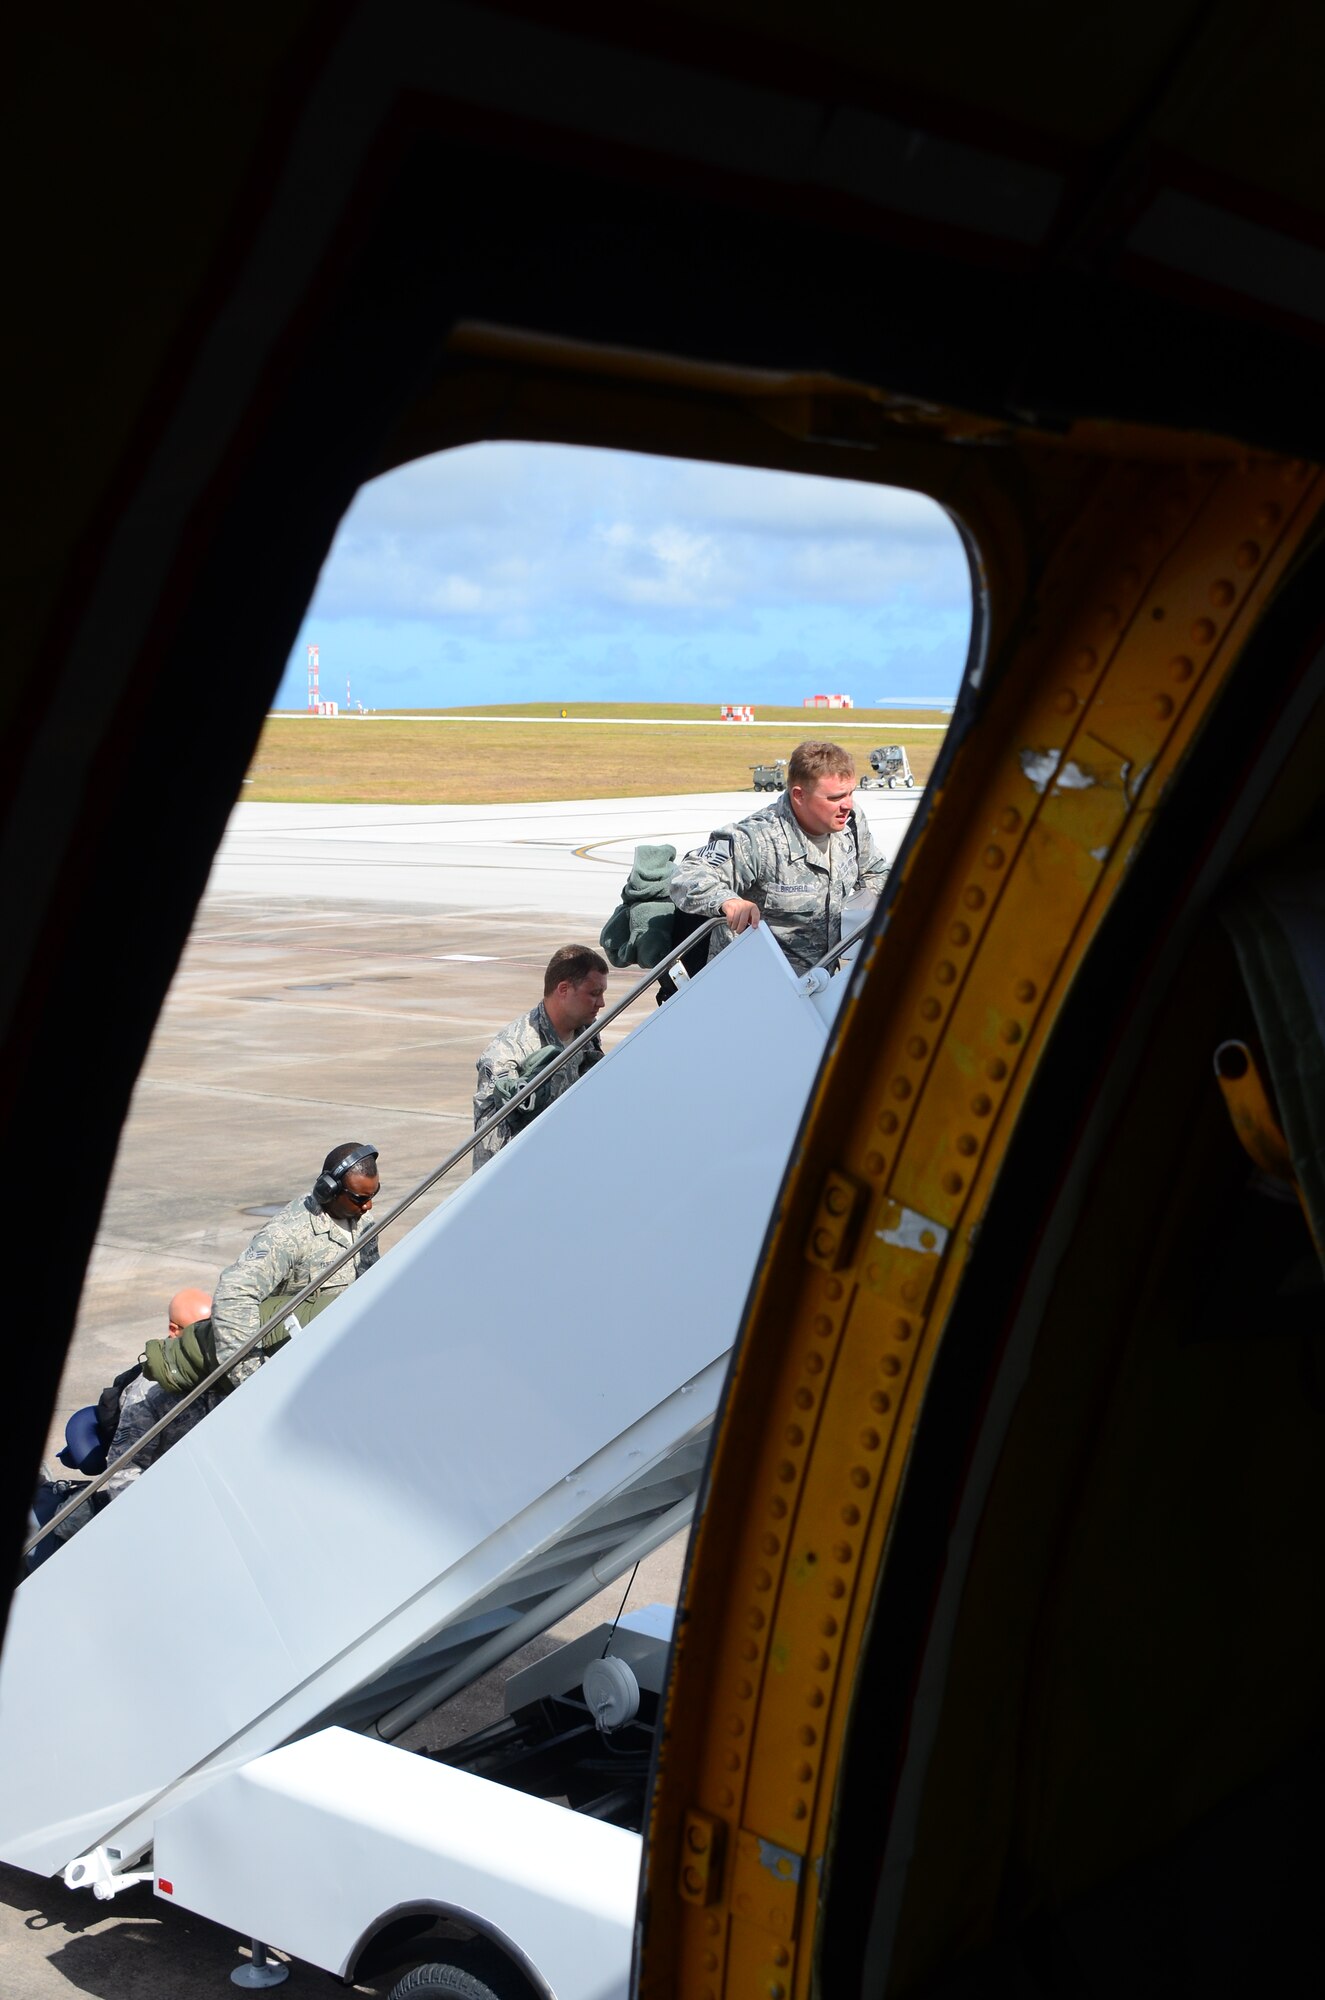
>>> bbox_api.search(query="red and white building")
[803,693,854,708]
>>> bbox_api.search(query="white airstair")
[0,922,842,1933]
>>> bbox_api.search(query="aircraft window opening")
[23,421,982,1962]
[51,439,973,1521]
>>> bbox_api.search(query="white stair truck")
[1,925,847,1997]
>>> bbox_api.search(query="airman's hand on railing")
[721,897,761,934]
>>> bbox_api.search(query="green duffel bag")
[141,1316,218,1394]
[142,1289,339,1392]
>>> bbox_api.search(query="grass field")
[245,704,948,804]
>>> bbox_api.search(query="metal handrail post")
[24,915,726,1560]
[796,918,873,992]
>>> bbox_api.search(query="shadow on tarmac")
[0,1864,252,1996]
[0,1860,417,1995]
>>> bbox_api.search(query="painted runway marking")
[573,837,636,864]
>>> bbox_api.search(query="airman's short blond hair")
[787,740,855,789]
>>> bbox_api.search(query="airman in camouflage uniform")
[102,1373,216,1499]
[211,1144,382,1382]
[473,946,609,1171]
[669,741,890,978]
[26,1289,218,1564]
[99,1283,218,1498]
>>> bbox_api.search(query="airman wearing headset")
[209,1142,383,1385]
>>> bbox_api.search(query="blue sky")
[278,443,971,710]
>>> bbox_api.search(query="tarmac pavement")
[214,786,921,910]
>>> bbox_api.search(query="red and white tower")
[307,643,320,712]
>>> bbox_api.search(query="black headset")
[312,1143,379,1209]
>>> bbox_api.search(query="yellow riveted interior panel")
[639,453,1323,2000]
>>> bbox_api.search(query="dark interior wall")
[891,933,1325,1992]
[816,566,1325,1996]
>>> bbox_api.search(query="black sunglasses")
[340,1185,379,1207]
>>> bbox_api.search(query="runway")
[211,788,924,915]
[266,712,951,729]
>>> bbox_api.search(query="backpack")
[655,907,716,1002]
[57,1362,144,1476]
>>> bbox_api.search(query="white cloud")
[429,575,485,612]
[308,442,966,629]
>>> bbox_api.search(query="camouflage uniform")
[211,1192,380,1382]
[669,791,889,977]
[472,999,603,1171]
[102,1373,217,1500]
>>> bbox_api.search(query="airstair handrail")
[25,914,728,1560]
[797,918,873,992]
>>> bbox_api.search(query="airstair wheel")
[388,1955,531,2000]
